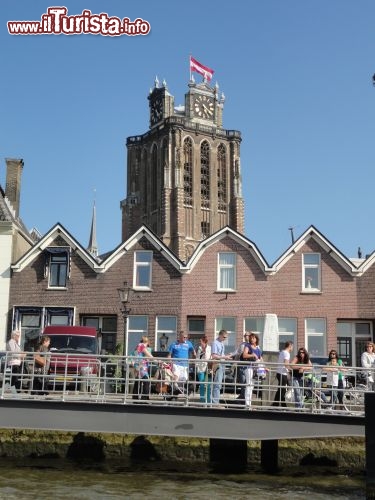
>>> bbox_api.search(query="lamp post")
[117,281,133,357]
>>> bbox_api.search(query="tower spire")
[87,193,98,258]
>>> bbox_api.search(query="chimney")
[5,158,24,218]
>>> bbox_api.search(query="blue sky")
[1,1,375,264]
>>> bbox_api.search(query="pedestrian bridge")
[0,398,364,440]
[0,353,367,440]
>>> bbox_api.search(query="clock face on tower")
[194,95,214,119]
[151,97,163,125]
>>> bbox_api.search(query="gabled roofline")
[272,225,361,275]
[11,223,102,272]
[186,225,272,273]
[355,250,375,273]
[99,225,184,272]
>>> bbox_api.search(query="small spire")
[87,193,98,258]
[162,79,167,88]
[154,76,159,88]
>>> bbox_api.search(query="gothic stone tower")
[121,76,244,262]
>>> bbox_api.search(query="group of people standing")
[273,341,346,408]
[131,329,264,407]
[5,330,51,394]
[272,340,375,409]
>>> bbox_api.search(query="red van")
[42,325,100,392]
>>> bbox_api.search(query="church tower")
[121,76,244,262]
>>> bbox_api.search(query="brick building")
[8,221,375,367]
[6,79,375,366]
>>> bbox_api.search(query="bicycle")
[342,377,368,413]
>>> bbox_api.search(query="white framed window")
[155,316,177,352]
[127,315,148,355]
[217,252,236,291]
[278,318,297,352]
[82,316,117,354]
[305,318,326,358]
[215,317,236,354]
[187,317,206,347]
[302,253,321,292]
[133,251,153,289]
[48,249,69,287]
[244,317,265,347]
[337,321,373,367]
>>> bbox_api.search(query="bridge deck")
[0,354,367,439]
[0,399,364,440]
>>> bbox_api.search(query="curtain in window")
[219,253,235,289]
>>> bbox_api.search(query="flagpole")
[189,54,191,81]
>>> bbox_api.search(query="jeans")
[212,364,224,404]
[237,365,246,401]
[197,371,210,402]
[292,377,304,408]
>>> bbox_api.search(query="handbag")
[285,388,295,403]
[254,363,266,380]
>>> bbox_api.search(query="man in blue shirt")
[168,331,196,389]
[211,329,232,404]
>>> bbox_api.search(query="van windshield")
[48,335,97,354]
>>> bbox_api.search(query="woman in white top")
[6,330,25,390]
[196,335,211,403]
[361,341,375,390]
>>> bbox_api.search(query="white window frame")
[215,317,236,354]
[278,317,297,352]
[302,253,321,292]
[244,317,265,347]
[217,252,236,291]
[155,316,177,351]
[305,318,326,358]
[133,250,153,290]
[48,251,68,288]
[127,315,148,355]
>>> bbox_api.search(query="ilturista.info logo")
[7,7,151,36]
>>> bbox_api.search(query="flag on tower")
[190,56,214,82]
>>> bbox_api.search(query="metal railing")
[0,352,370,415]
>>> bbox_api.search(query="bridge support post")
[261,439,278,473]
[366,392,375,499]
[209,439,247,473]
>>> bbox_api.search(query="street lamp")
[117,281,133,357]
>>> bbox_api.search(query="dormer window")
[45,247,70,288]
[133,251,153,289]
[302,253,321,292]
[218,252,236,291]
